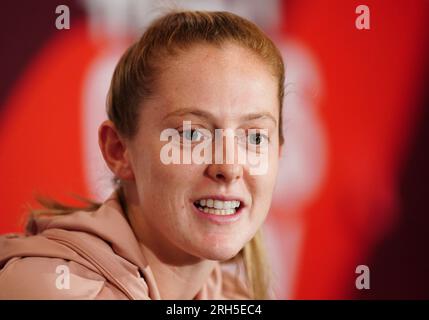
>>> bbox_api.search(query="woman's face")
[126,43,281,262]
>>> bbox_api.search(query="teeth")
[198,199,240,209]
[198,206,236,215]
[195,198,241,216]
[214,200,223,209]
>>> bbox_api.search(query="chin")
[196,243,244,261]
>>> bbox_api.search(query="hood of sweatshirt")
[0,191,238,299]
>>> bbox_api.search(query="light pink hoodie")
[0,191,250,299]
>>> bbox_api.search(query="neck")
[139,241,216,299]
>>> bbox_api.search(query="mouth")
[193,197,244,216]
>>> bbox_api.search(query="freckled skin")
[124,43,282,263]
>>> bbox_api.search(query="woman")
[0,10,284,300]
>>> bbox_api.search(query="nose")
[206,163,243,183]
[206,130,244,183]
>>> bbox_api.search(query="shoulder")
[0,255,127,300]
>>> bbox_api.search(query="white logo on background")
[55,5,70,30]
[355,265,370,289]
[55,265,70,290]
[160,121,269,176]
[355,5,370,30]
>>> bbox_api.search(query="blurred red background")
[1,0,428,299]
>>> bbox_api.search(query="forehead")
[144,43,279,121]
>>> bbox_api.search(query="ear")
[98,120,135,181]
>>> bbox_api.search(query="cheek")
[137,150,203,208]
[249,161,279,211]
[252,177,274,205]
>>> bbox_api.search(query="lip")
[191,195,246,225]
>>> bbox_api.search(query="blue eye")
[182,129,203,142]
[248,132,268,145]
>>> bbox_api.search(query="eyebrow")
[162,108,278,126]
[241,112,278,126]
